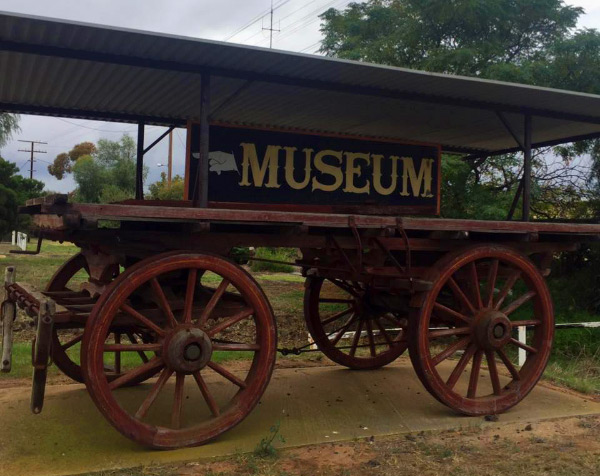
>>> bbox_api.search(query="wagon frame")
[2,11,600,449]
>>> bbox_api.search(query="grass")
[249,248,297,273]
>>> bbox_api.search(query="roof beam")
[463,130,600,161]
[0,101,493,156]
[3,39,600,126]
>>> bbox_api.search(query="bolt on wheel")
[409,245,554,416]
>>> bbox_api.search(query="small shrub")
[254,421,285,458]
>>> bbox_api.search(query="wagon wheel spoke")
[365,320,377,357]
[511,320,541,327]
[467,350,484,398]
[150,278,178,328]
[431,336,471,366]
[206,307,254,337]
[349,320,364,357]
[486,350,502,396]
[428,327,470,340]
[321,307,354,326]
[126,332,150,363]
[509,338,538,354]
[329,279,361,298]
[170,373,185,429]
[114,333,121,375]
[197,278,230,326]
[61,333,83,350]
[121,304,165,336]
[104,343,162,352]
[433,303,471,325]
[446,344,476,390]
[485,259,499,308]
[108,356,164,390]
[193,371,220,417]
[448,277,476,314]
[330,315,357,346]
[468,262,483,309]
[373,317,394,348]
[501,291,536,316]
[208,361,247,388]
[135,368,174,420]
[494,270,521,310]
[183,269,198,324]
[497,348,521,380]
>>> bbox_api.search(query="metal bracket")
[31,298,55,414]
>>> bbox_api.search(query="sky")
[1,0,600,193]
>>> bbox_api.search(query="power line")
[55,117,138,133]
[255,0,343,47]
[223,0,294,42]
[17,140,47,179]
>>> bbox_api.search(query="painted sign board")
[185,123,441,215]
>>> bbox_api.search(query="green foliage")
[71,155,107,203]
[148,172,185,200]
[56,135,146,203]
[48,142,96,179]
[249,248,297,273]
[320,0,581,76]
[0,113,20,148]
[319,0,600,212]
[254,421,285,458]
[0,157,45,236]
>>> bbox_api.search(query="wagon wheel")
[46,253,154,384]
[305,277,407,369]
[409,245,554,416]
[45,253,94,382]
[81,252,277,449]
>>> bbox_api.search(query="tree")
[148,172,185,200]
[48,141,96,179]
[0,157,44,236]
[0,113,20,147]
[319,1,600,219]
[52,135,146,203]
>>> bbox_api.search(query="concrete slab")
[0,359,598,476]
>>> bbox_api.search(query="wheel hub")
[473,310,512,351]
[163,327,213,373]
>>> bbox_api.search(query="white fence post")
[518,326,526,367]
[12,232,27,251]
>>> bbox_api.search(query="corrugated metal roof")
[2,10,600,156]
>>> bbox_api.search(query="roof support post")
[522,114,533,221]
[135,121,145,200]
[193,73,211,208]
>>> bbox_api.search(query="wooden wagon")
[2,12,600,448]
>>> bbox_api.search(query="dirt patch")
[99,415,600,476]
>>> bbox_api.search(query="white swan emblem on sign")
[192,151,239,175]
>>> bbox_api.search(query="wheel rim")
[82,252,276,449]
[409,246,554,416]
[305,277,407,370]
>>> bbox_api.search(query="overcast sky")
[1,0,600,193]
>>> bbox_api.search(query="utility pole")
[167,130,173,187]
[263,0,280,48]
[18,140,47,179]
